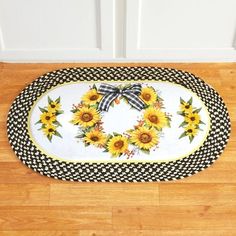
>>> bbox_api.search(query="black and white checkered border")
[7,67,231,182]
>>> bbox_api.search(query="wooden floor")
[0,63,235,236]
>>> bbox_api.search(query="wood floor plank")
[159,183,236,205]
[112,206,236,230]
[0,163,52,183]
[0,206,112,230]
[78,230,236,236]
[0,232,80,236]
[1,230,236,236]
[50,183,159,206]
[0,184,50,206]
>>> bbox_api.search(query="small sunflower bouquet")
[35,96,63,141]
[178,97,205,142]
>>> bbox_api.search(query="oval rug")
[7,67,231,182]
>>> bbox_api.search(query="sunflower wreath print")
[178,97,205,143]
[70,83,171,159]
[35,96,64,141]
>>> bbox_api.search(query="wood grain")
[50,183,159,206]
[0,62,235,235]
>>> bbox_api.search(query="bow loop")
[97,83,146,112]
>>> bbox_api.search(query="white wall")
[0,0,236,62]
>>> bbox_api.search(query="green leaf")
[188,97,193,105]
[140,149,150,155]
[113,132,121,136]
[193,108,202,113]
[54,130,62,138]
[177,111,185,116]
[107,134,113,140]
[48,96,53,104]
[71,109,78,113]
[180,97,185,104]
[39,107,48,113]
[35,120,41,125]
[55,97,61,103]
[56,110,64,115]
[47,135,52,142]
[179,132,187,139]
[84,142,90,147]
[76,133,85,138]
[189,135,194,143]
[179,121,188,128]
[92,84,97,90]
[53,120,62,127]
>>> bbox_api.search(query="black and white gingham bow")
[97,83,146,112]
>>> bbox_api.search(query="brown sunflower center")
[90,95,99,101]
[139,133,152,143]
[190,117,195,121]
[81,112,93,122]
[114,140,124,149]
[148,115,159,124]
[48,128,54,133]
[185,105,190,109]
[45,116,51,120]
[142,93,151,101]
[187,129,193,133]
[51,104,56,108]
[91,136,99,142]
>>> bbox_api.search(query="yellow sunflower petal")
[144,107,168,130]
[84,129,107,146]
[185,112,200,125]
[180,102,193,113]
[107,135,129,157]
[130,126,158,150]
[185,124,198,137]
[40,112,56,125]
[47,102,61,113]
[71,107,100,127]
[82,89,102,105]
[140,87,157,105]
[42,124,56,137]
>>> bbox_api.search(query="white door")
[125,0,236,61]
[0,0,114,61]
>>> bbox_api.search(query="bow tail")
[97,93,119,111]
[122,92,146,111]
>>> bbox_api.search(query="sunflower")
[180,102,192,114]
[84,129,107,147]
[144,107,168,130]
[47,101,61,113]
[42,124,56,137]
[82,89,102,105]
[107,135,129,157]
[71,107,100,127]
[130,127,158,150]
[185,124,198,137]
[140,87,157,105]
[40,112,56,125]
[185,112,200,125]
